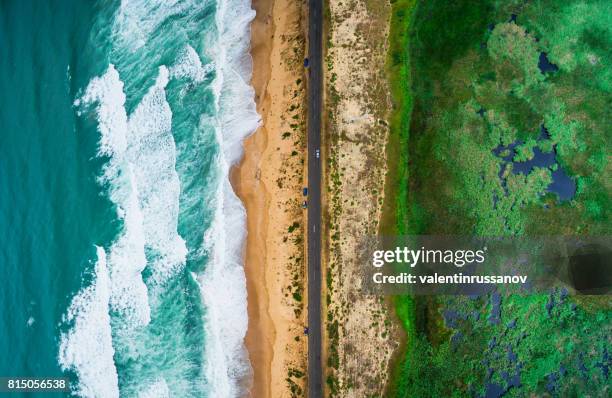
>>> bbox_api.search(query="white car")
[315,149,320,159]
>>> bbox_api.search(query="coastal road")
[307,0,323,397]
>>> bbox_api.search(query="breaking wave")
[59,0,259,396]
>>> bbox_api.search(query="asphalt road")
[307,0,323,397]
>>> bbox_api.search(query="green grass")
[381,0,416,237]
[381,1,417,397]
[385,0,611,396]
[386,295,416,396]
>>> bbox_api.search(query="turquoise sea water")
[0,1,258,396]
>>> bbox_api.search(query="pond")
[493,125,576,201]
[538,52,559,73]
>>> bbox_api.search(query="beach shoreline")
[233,0,308,396]
[233,0,275,396]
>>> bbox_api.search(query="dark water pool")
[493,126,576,201]
[538,52,559,73]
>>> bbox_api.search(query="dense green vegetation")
[382,0,417,395]
[386,0,611,396]
[407,0,610,236]
[383,0,416,235]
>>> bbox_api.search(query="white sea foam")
[197,0,261,396]
[197,180,250,397]
[61,63,188,396]
[63,0,261,395]
[126,65,188,285]
[77,63,187,303]
[138,378,170,398]
[170,45,212,83]
[79,65,151,326]
[213,0,262,165]
[113,0,192,51]
[59,66,150,398]
[58,247,120,398]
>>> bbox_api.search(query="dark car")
[303,57,309,67]
[303,187,308,196]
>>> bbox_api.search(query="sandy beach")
[232,0,308,396]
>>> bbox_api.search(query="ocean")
[0,0,259,396]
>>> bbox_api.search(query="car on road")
[315,149,320,159]
[303,187,308,196]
